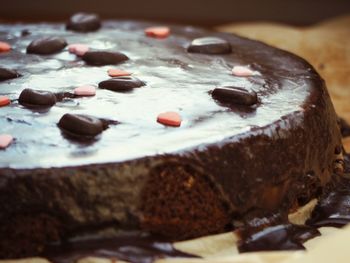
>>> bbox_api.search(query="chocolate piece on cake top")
[58,114,105,137]
[18,88,57,107]
[82,50,129,65]
[211,86,258,106]
[98,76,145,92]
[0,67,20,81]
[187,37,232,54]
[26,37,67,55]
[66,12,101,32]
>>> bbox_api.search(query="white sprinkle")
[232,65,254,77]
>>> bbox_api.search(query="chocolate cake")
[0,13,343,260]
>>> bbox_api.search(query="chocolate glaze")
[237,173,350,253]
[0,19,342,258]
[236,177,350,252]
[0,21,339,169]
[307,176,350,228]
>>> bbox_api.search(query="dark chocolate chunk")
[66,12,101,32]
[187,37,232,54]
[0,67,20,81]
[27,37,67,55]
[18,88,57,107]
[99,76,145,92]
[58,114,104,137]
[211,86,258,106]
[82,51,129,66]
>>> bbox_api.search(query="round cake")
[0,13,343,259]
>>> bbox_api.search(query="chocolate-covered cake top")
[0,20,315,168]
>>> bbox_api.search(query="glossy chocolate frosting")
[0,19,342,259]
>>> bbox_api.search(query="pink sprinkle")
[74,85,96,96]
[0,96,10,107]
[145,27,170,39]
[0,134,13,149]
[108,69,131,77]
[0,41,11,53]
[157,111,182,127]
[68,43,89,56]
[232,66,254,77]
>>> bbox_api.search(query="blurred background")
[1,0,350,26]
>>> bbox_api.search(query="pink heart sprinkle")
[145,27,170,39]
[0,96,10,107]
[157,111,182,127]
[232,66,254,77]
[0,41,11,53]
[0,134,13,149]
[68,43,90,56]
[74,85,96,96]
[107,69,132,77]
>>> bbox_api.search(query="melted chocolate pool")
[43,232,196,263]
[238,224,320,252]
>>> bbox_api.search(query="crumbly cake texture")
[0,14,343,259]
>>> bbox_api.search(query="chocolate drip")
[306,151,350,227]
[237,224,320,252]
[43,232,196,263]
[237,173,350,253]
[307,176,350,227]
